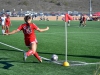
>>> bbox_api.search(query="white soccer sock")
[2,30,3,34]
[2,30,5,34]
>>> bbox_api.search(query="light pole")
[3,9,4,13]
[89,0,92,16]
[14,9,15,12]
[21,9,23,17]
[31,9,33,12]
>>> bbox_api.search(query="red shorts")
[25,38,37,46]
[5,24,10,27]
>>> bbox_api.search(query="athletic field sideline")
[0,20,100,75]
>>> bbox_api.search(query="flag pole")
[63,14,70,67]
[65,22,67,61]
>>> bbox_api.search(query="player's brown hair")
[24,15,31,29]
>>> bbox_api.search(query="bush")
[18,1,28,6]
[49,0,56,3]
[64,2,68,6]
[7,1,11,4]
[56,2,61,6]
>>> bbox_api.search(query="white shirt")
[1,16,6,25]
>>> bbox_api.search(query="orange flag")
[65,14,73,22]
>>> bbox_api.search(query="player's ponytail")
[24,15,31,29]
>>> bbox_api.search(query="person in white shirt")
[0,14,6,34]
[67,20,70,26]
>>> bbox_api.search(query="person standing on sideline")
[5,15,49,62]
[82,15,87,27]
[56,15,59,21]
[67,20,70,26]
[0,14,6,34]
[5,15,11,33]
[79,15,83,27]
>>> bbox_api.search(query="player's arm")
[37,27,49,32]
[5,29,20,35]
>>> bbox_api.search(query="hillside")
[0,0,100,13]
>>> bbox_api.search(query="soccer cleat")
[40,59,42,63]
[38,56,42,63]
[23,51,27,62]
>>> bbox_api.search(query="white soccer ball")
[51,54,58,61]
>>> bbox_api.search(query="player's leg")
[83,21,86,27]
[7,25,10,33]
[24,40,42,62]
[84,21,86,25]
[2,25,5,34]
[30,42,42,62]
[79,21,82,27]
[5,25,8,33]
[82,21,85,27]
[67,20,70,26]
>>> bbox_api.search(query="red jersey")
[18,23,38,40]
[5,18,10,26]
[18,23,38,46]
[83,16,86,21]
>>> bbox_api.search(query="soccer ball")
[51,54,58,61]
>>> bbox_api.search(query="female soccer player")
[82,15,87,27]
[0,14,6,34]
[79,15,83,27]
[5,15,49,62]
[5,15,11,33]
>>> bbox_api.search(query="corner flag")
[65,14,73,22]
[63,14,73,66]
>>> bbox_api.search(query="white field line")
[69,61,85,63]
[0,42,24,52]
[0,41,100,66]
[71,62,100,66]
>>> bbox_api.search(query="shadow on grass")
[0,49,41,64]
[22,61,40,63]
[0,48,21,52]
[38,52,100,59]
[0,58,14,69]
[68,54,100,59]
[38,52,65,56]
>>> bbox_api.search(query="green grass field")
[0,20,100,75]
